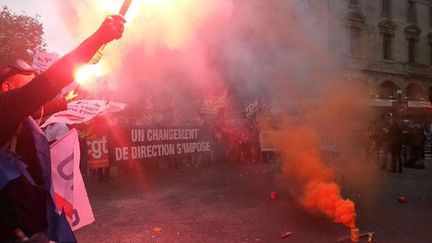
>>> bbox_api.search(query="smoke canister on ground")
[350,228,359,242]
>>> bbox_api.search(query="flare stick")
[90,0,133,64]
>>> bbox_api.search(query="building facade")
[328,0,432,102]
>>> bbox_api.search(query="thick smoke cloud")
[52,0,233,107]
[49,0,375,228]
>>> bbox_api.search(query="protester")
[249,120,260,163]
[239,128,251,163]
[405,123,426,168]
[0,15,126,242]
[381,114,404,173]
[379,114,392,171]
[213,123,224,163]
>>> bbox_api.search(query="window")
[430,7,432,27]
[406,83,424,100]
[379,20,396,60]
[383,0,391,16]
[348,0,360,9]
[407,0,417,23]
[429,42,432,65]
[379,81,398,98]
[408,38,417,64]
[350,27,361,56]
[383,34,392,60]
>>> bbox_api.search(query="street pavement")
[75,160,432,243]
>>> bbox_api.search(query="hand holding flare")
[65,90,78,102]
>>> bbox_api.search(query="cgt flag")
[50,129,95,231]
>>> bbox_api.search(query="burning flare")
[75,62,105,86]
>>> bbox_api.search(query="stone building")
[227,0,432,119]
[328,0,432,104]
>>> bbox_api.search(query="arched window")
[379,20,397,60]
[379,81,399,99]
[406,83,425,100]
[405,24,421,64]
[344,11,366,57]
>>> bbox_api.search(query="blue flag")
[23,117,76,242]
[50,209,77,243]
[0,152,35,190]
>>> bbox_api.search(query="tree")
[0,6,46,66]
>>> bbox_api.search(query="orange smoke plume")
[277,122,356,228]
[301,182,356,228]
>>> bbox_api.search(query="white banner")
[50,129,95,231]
[41,100,126,127]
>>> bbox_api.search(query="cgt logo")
[87,136,108,159]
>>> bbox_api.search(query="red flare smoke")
[277,123,356,228]
[301,181,356,228]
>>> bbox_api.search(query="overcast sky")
[2,0,74,54]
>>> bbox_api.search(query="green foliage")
[0,6,46,66]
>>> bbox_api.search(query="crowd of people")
[215,119,262,164]
[368,113,430,173]
[78,114,271,182]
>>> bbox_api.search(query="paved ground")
[75,160,432,243]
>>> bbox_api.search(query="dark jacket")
[0,74,62,145]
[0,74,62,240]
